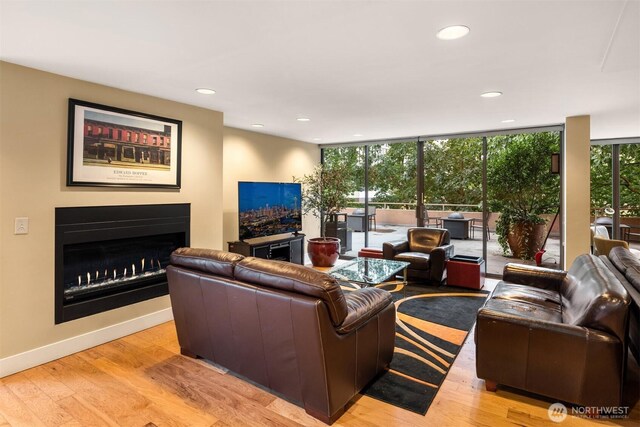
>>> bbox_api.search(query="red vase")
[307,237,341,267]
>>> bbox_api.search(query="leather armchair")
[382,227,454,284]
[475,254,630,407]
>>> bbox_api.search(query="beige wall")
[222,127,320,246]
[564,115,591,267]
[0,62,224,358]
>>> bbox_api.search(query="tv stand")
[228,233,305,265]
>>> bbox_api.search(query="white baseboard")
[0,308,174,378]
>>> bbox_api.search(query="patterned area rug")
[347,282,489,415]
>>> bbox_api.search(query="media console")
[228,233,305,265]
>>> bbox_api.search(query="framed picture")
[67,99,182,188]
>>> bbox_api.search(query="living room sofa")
[475,254,630,407]
[602,246,640,363]
[166,248,396,424]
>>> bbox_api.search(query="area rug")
[359,283,489,415]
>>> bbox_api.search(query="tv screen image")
[238,182,302,240]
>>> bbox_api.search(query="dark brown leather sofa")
[475,254,630,407]
[166,248,396,424]
[383,227,454,284]
[602,246,640,363]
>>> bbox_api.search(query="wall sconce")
[550,153,560,174]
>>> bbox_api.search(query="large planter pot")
[307,237,341,267]
[507,221,546,259]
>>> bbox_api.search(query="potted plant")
[295,163,355,266]
[487,133,560,260]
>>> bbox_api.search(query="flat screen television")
[238,181,302,240]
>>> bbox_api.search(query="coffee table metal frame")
[328,257,409,291]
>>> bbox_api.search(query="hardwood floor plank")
[264,398,329,427]
[338,395,427,427]
[0,379,46,426]
[2,373,75,426]
[136,343,277,409]
[90,354,219,426]
[56,395,117,427]
[43,355,185,427]
[1,319,638,426]
[22,365,75,402]
[145,354,303,427]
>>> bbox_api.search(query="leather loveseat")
[602,246,640,363]
[383,227,454,284]
[475,254,630,407]
[166,248,396,424]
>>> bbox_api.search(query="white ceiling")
[1,0,639,143]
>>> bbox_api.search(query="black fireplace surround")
[55,203,190,324]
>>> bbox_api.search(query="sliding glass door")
[486,132,561,274]
[591,139,640,250]
[323,141,418,256]
[423,137,484,263]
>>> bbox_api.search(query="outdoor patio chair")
[424,209,442,228]
[471,212,492,240]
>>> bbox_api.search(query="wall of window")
[322,127,564,276]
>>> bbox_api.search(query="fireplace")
[55,203,190,323]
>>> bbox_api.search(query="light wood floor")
[1,315,639,426]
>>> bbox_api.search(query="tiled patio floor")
[342,224,639,276]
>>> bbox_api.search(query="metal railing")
[346,199,481,211]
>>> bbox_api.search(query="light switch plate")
[15,217,29,235]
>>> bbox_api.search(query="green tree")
[487,132,560,256]
[294,163,357,236]
[590,145,613,217]
[620,144,640,216]
[590,143,640,217]
[424,138,483,210]
[368,142,417,207]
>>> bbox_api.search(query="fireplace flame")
[67,255,169,294]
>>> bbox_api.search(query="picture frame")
[67,98,182,188]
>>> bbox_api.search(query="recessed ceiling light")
[251,124,264,128]
[501,119,516,123]
[297,117,311,122]
[353,134,363,137]
[195,88,216,95]
[436,25,470,40]
[313,138,322,141]
[481,91,503,98]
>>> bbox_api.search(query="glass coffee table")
[328,257,409,289]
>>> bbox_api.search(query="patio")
[343,223,639,276]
